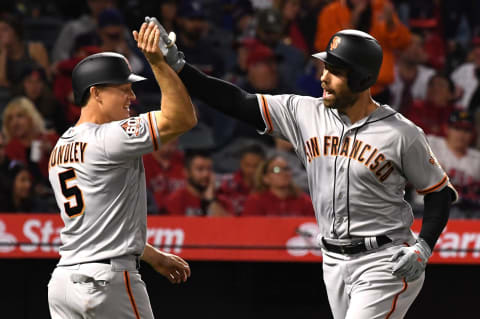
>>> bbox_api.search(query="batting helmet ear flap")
[348,70,373,92]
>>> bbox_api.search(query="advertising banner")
[0,214,479,263]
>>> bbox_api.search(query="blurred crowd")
[0,0,479,218]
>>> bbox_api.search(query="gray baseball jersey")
[48,112,161,266]
[257,94,450,242]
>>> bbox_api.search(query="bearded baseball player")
[150,16,458,318]
[47,21,195,318]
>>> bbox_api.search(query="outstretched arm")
[178,63,266,131]
[133,22,197,145]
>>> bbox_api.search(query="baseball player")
[47,21,195,319]
[153,17,457,318]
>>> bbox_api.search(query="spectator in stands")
[200,42,280,150]
[451,37,480,112]
[404,74,457,137]
[52,45,101,125]
[255,8,305,89]
[13,64,68,134]
[273,0,309,55]
[268,137,308,191]
[0,131,11,204]
[157,0,179,33]
[230,1,255,39]
[165,150,232,216]
[0,131,10,171]
[217,144,266,215]
[223,37,257,87]
[223,42,286,145]
[243,42,289,94]
[296,57,323,97]
[0,13,50,88]
[176,1,224,77]
[51,0,115,62]
[242,155,314,216]
[442,1,480,49]
[314,0,411,102]
[389,32,435,113]
[143,139,186,214]
[427,111,480,218]
[2,97,58,181]
[0,132,12,193]
[0,162,52,213]
[73,8,144,74]
[297,0,329,51]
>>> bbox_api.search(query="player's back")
[48,117,157,265]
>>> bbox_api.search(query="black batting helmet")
[72,52,146,106]
[313,29,383,92]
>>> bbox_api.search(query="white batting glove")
[144,16,185,72]
[390,237,432,282]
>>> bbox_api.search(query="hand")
[132,21,164,65]
[203,173,216,201]
[144,16,186,72]
[391,238,431,282]
[147,249,191,284]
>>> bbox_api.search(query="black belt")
[322,235,392,255]
[96,257,141,270]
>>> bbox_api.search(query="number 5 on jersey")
[59,168,85,217]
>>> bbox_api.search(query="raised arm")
[145,17,265,132]
[133,22,197,144]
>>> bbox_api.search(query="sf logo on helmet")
[330,36,341,51]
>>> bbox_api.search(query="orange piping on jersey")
[260,95,273,133]
[124,271,141,319]
[417,174,448,195]
[386,278,408,319]
[147,112,158,151]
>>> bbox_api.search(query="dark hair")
[0,13,24,40]
[240,144,266,159]
[428,73,454,93]
[184,149,211,169]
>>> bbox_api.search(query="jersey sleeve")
[402,132,450,195]
[102,112,161,163]
[256,94,304,150]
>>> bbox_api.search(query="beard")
[188,177,208,193]
[322,86,359,111]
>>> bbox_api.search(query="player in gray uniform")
[152,18,458,318]
[47,21,196,318]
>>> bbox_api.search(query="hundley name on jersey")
[48,142,88,169]
[304,135,394,182]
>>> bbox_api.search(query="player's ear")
[90,86,101,103]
